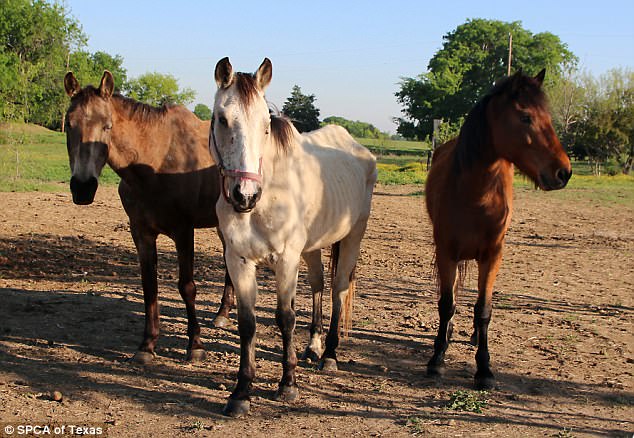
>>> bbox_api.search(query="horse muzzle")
[70,176,99,205]
[230,184,262,213]
[539,167,572,191]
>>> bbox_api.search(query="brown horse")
[425,69,571,389]
[63,71,236,363]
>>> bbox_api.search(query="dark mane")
[453,72,547,171]
[68,85,169,124]
[112,93,170,123]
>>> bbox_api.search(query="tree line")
[2,3,631,173]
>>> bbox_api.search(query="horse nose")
[231,185,261,212]
[70,176,98,205]
[555,167,572,187]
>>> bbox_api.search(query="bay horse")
[210,57,377,417]
[425,69,572,389]
[63,71,236,364]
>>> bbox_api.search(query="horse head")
[210,57,273,213]
[63,71,114,204]
[487,69,572,190]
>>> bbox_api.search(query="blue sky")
[66,0,634,133]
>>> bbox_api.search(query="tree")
[395,19,577,140]
[0,0,86,126]
[124,72,195,107]
[193,103,212,120]
[282,85,320,132]
[571,69,634,174]
[322,116,385,139]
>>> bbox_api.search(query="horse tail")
[329,241,356,339]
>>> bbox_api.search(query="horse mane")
[112,93,170,123]
[453,72,547,171]
[229,73,295,153]
[68,85,170,125]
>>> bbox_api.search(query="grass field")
[0,123,119,192]
[1,123,632,206]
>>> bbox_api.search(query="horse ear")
[534,68,546,87]
[99,70,114,98]
[64,71,80,97]
[510,69,523,92]
[255,58,272,90]
[215,57,234,88]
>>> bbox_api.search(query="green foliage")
[571,69,634,174]
[0,0,86,127]
[193,103,212,120]
[322,116,386,139]
[124,72,195,107]
[69,50,127,92]
[445,390,489,413]
[282,85,320,132]
[395,19,576,139]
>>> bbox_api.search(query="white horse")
[210,57,377,417]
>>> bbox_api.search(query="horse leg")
[273,256,300,402]
[130,224,160,364]
[473,250,502,389]
[321,223,366,372]
[173,227,205,362]
[222,252,258,418]
[213,230,235,328]
[427,254,458,376]
[301,250,324,362]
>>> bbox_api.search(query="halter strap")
[209,117,263,203]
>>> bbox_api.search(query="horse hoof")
[213,315,231,328]
[131,351,155,365]
[274,385,299,402]
[187,348,206,362]
[320,358,338,372]
[222,398,250,418]
[474,371,495,390]
[301,347,321,363]
[426,362,445,377]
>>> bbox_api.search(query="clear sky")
[66,0,634,133]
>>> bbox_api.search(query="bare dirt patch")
[0,185,632,437]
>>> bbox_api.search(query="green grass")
[445,390,489,413]
[1,124,632,209]
[0,123,119,192]
[355,136,429,156]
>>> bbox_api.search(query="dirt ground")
[0,184,632,437]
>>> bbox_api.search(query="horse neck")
[108,97,211,175]
[459,152,515,214]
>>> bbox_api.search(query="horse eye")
[520,114,532,125]
[104,123,112,131]
[218,116,228,127]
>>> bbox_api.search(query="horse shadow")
[0,233,631,435]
